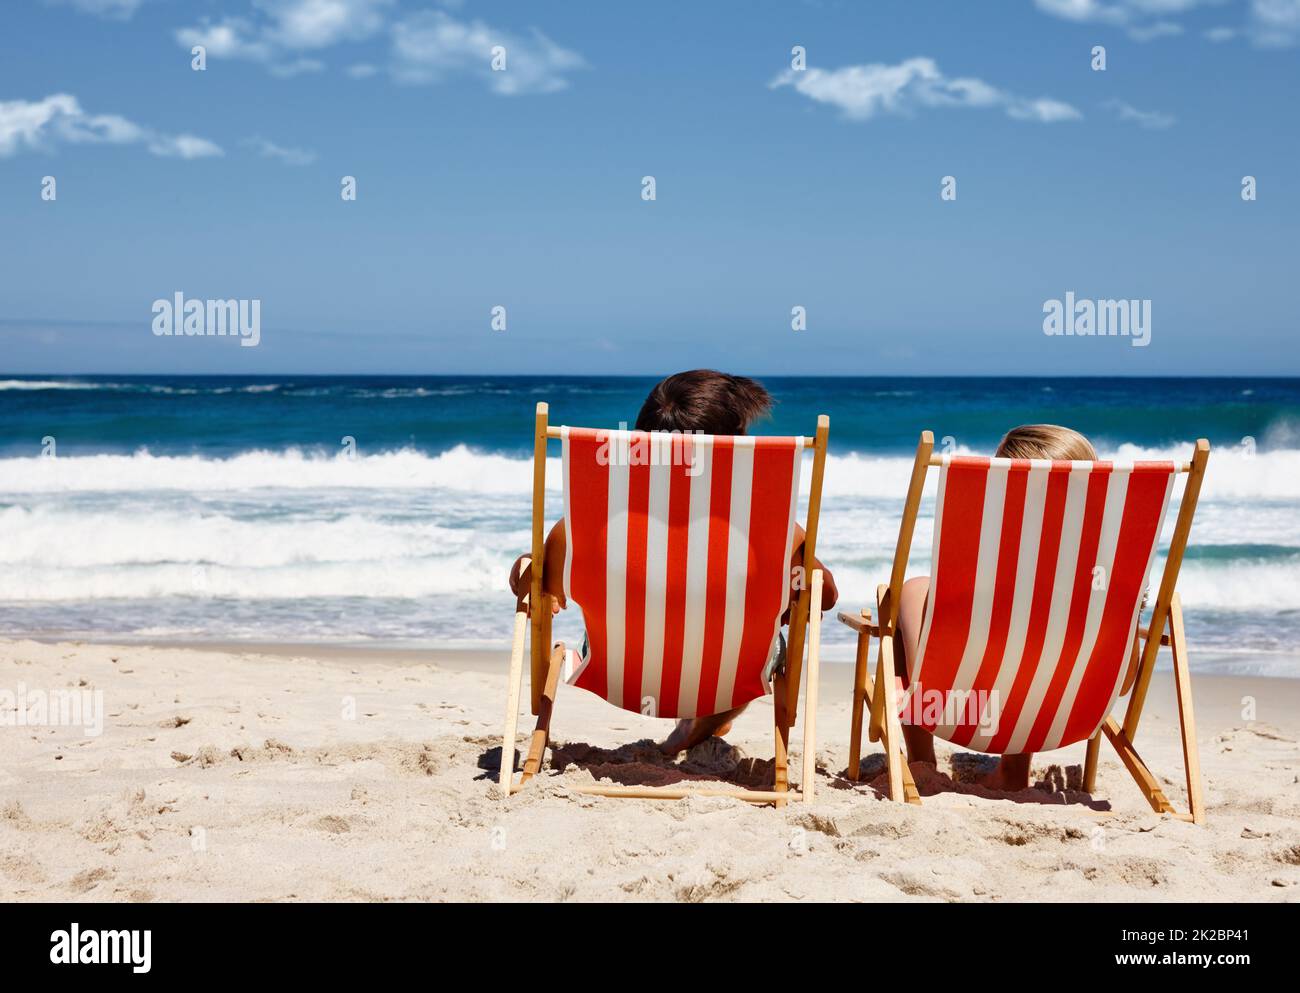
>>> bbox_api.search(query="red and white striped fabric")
[908,455,1177,754]
[560,427,805,719]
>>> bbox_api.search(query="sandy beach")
[2,637,1298,903]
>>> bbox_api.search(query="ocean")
[2,375,1298,675]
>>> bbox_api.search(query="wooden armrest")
[1137,625,1171,646]
[514,556,532,612]
[836,610,880,636]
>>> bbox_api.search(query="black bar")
[0,902,1284,979]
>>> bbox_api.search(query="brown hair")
[634,370,772,435]
[995,424,1096,461]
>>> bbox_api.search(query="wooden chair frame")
[837,431,1210,824]
[500,403,830,806]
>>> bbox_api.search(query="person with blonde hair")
[894,424,1097,791]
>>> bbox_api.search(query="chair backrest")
[560,427,806,719]
[909,455,1177,754]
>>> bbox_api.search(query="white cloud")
[390,10,586,94]
[1034,0,1129,26]
[1034,0,1225,39]
[174,1,584,91]
[1248,0,1300,45]
[767,60,995,119]
[1128,19,1186,38]
[242,135,317,165]
[47,0,145,20]
[769,57,1081,124]
[0,94,222,159]
[176,0,391,74]
[149,134,225,159]
[1007,97,1085,122]
[1106,99,1177,127]
[1037,0,1300,47]
[269,58,326,77]
[261,0,392,49]
[176,18,274,63]
[1036,0,1219,19]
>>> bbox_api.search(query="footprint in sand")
[310,815,352,834]
[68,866,114,894]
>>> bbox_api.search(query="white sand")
[2,638,1299,902]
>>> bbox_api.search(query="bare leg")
[896,576,937,766]
[897,576,1033,788]
[660,705,747,756]
[978,753,1032,791]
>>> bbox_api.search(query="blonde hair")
[995,424,1096,461]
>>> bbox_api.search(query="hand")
[507,555,562,614]
[508,555,531,599]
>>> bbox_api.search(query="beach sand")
[2,637,1299,902]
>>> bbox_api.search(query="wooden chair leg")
[898,749,920,804]
[1169,594,1205,824]
[499,608,529,794]
[540,603,553,690]
[772,671,790,808]
[852,654,919,803]
[784,590,810,723]
[867,584,890,743]
[847,628,870,781]
[1102,592,1204,824]
[518,642,565,786]
[877,634,905,802]
[1083,730,1101,794]
[1101,717,1176,815]
[800,571,823,803]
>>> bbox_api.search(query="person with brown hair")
[508,370,838,755]
[894,424,1098,791]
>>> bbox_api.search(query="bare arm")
[509,519,836,618]
[786,523,838,621]
[507,519,567,610]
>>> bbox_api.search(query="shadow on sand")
[830,752,1113,812]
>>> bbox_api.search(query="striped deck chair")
[838,431,1210,823]
[500,402,830,805]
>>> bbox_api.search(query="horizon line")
[4,371,1300,381]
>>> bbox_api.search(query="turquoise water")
[1,375,1298,673]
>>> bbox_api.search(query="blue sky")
[1,0,1296,376]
